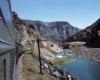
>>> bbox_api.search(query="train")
[0,0,16,80]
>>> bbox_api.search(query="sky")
[11,0,100,29]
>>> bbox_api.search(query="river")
[60,58,100,80]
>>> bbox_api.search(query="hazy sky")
[11,0,100,29]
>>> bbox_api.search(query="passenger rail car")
[0,0,16,80]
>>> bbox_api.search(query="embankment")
[70,46,100,63]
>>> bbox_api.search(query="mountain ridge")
[60,18,100,48]
[24,19,80,42]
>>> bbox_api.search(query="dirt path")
[16,54,24,80]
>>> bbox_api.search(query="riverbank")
[69,46,100,63]
[52,58,74,65]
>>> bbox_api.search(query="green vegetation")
[53,58,74,65]
[22,54,57,80]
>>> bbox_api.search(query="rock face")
[61,18,100,48]
[24,20,80,42]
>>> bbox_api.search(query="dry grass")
[52,58,73,65]
[22,54,57,80]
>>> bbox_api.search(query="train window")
[0,16,2,19]
[0,13,2,19]
[0,59,6,80]
[0,9,2,20]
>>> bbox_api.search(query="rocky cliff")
[61,18,100,48]
[24,20,80,42]
[13,12,60,60]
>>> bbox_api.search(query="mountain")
[60,18,100,48]
[13,12,79,80]
[24,20,80,42]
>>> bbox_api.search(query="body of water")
[60,58,100,80]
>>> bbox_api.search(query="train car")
[0,0,16,80]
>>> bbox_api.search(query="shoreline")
[59,59,75,65]
[72,56,100,63]
[70,51,100,63]
[67,47,100,63]
[53,58,75,66]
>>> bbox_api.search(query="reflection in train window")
[0,59,6,80]
[0,10,2,20]
[0,16,2,19]
[0,14,2,19]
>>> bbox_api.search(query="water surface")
[60,58,100,80]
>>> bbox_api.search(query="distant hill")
[60,18,100,48]
[24,20,80,42]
